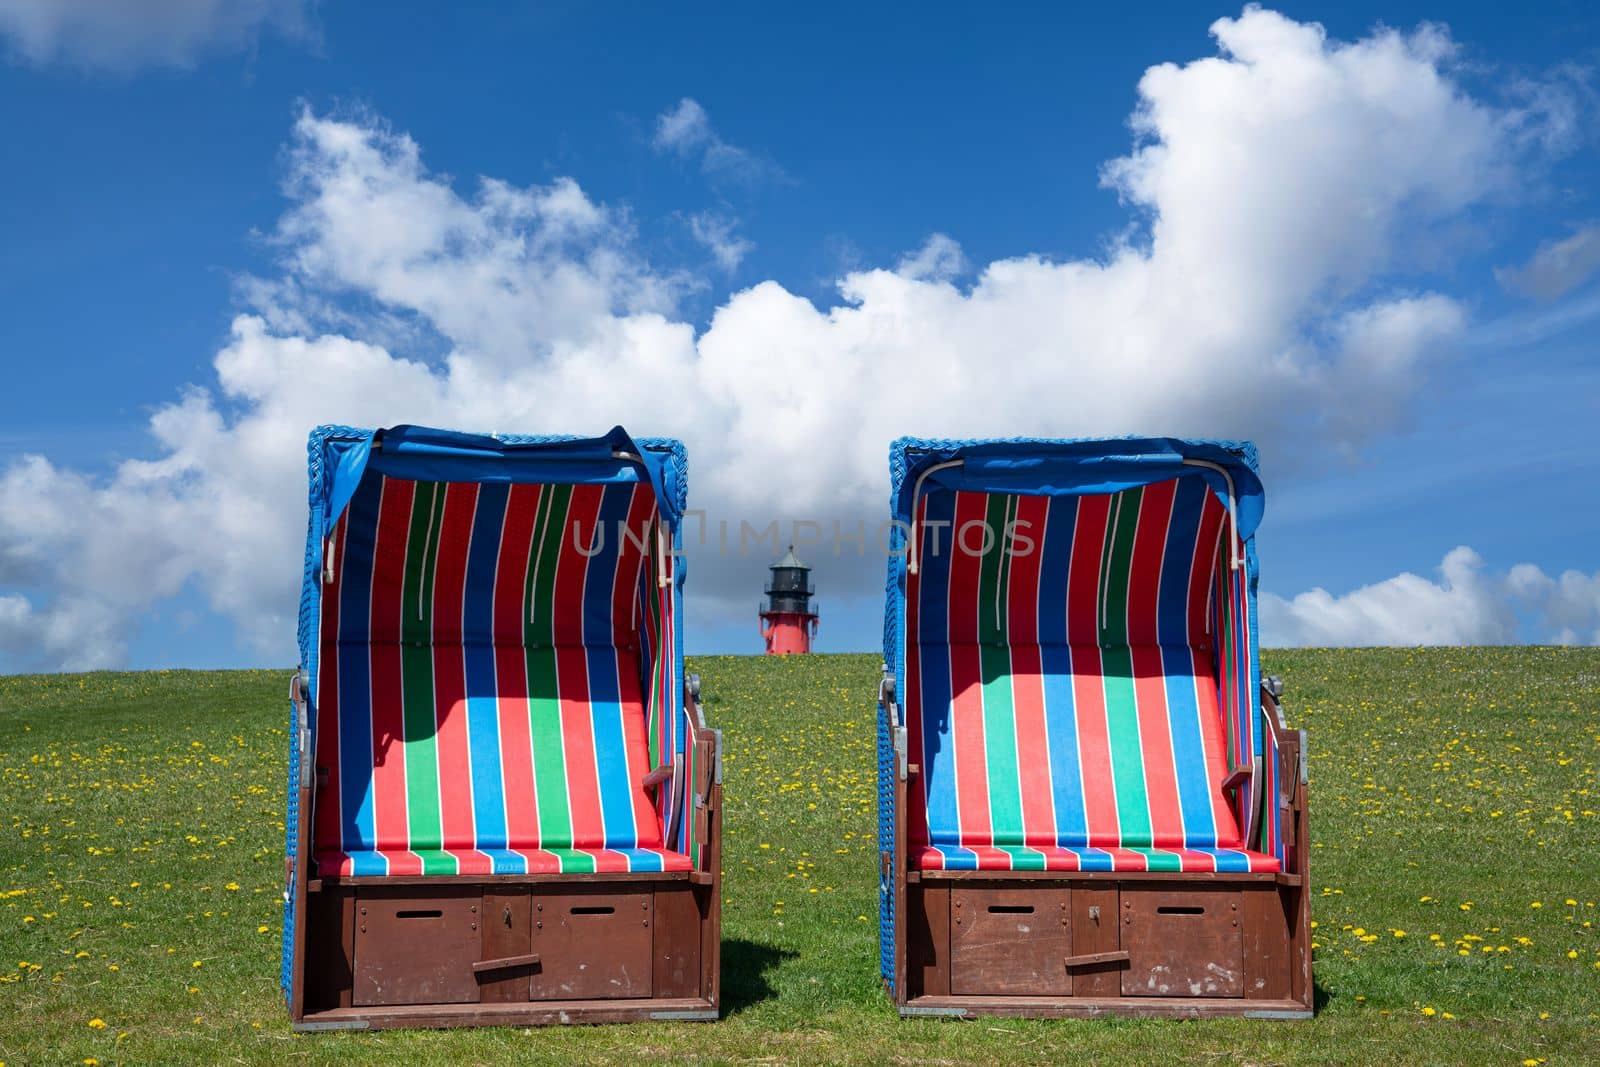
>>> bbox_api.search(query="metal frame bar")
[1180,457,1241,570]
[906,459,965,576]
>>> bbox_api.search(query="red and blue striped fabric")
[311,473,689,876]
[1260,704,1288,869]
[905,475,1278,873]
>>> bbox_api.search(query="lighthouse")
[759,545,819,654]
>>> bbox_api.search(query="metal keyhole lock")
[1088,905,1101,923]
[503,905,514,927]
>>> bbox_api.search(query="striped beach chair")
[284,425,721,1029]
[879,437,1310,1017]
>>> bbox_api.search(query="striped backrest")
[311,473,677,859]
[905,474,1251,852]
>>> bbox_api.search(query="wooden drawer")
[950,885,1072,996]
[352,888,482,1007]
[1121,887,1243,997]
[530,888,654,1000]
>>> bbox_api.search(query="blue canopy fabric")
[318,424,682,573]
[891,436,1263,540]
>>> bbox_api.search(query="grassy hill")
[2,649,1597,1065]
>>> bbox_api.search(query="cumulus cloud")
[0,9,1577,668]
[1262,548,1600,647]
[1262,547,1516,646]
[0,0,312,71]
[1497,223,1600,300]
[1508,563,1600,645]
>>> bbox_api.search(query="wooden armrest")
[1220,766,1250,791]
[642,764,673,790]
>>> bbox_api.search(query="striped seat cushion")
[311,475,686,877]
[906,477,1278,873]
[914,844,1274,873]
[316,846,691,877]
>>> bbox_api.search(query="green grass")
[1,649,1597,1065]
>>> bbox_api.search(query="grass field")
[2,649,1597,1065]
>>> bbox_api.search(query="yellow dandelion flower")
[87,1018,107,1029]
[1420,1006,1436,1017]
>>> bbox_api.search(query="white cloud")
[1509,563,1600,645]
[687,212,753,272]
[651,97,784,186]
[0,9,1578,668]
[1263,549,1600,647]
[1497,223,1600,300]
[652,98,713,154]
[896,234,966,283]
[0,0,312,71]
[1262,546,1517,646]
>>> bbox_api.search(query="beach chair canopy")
[883,436,1281,874]
[291,425,692,879]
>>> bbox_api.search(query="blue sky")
[1,1,1599,670]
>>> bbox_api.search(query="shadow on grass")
[1313,978,1334,1015]
[721,938,799,1015]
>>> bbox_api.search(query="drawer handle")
[987,904,1034,914]
[394,909,443,919]
[1156,905,1205,916]
[1064,950,1130,969]
[572,906,616,916]
[472,953,541,974]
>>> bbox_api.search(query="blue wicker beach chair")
[878,436,1310,1017]
[283,425,720,1029]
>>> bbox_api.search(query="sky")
[1,0,1599,671]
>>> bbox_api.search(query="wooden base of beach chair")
[285,752,724,1032]
[895,872,1310,1018]
[285,676,724,1031]
[289,874,720,1030]
[887,712,1311,1019]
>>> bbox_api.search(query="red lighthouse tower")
[759,545,818,655]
